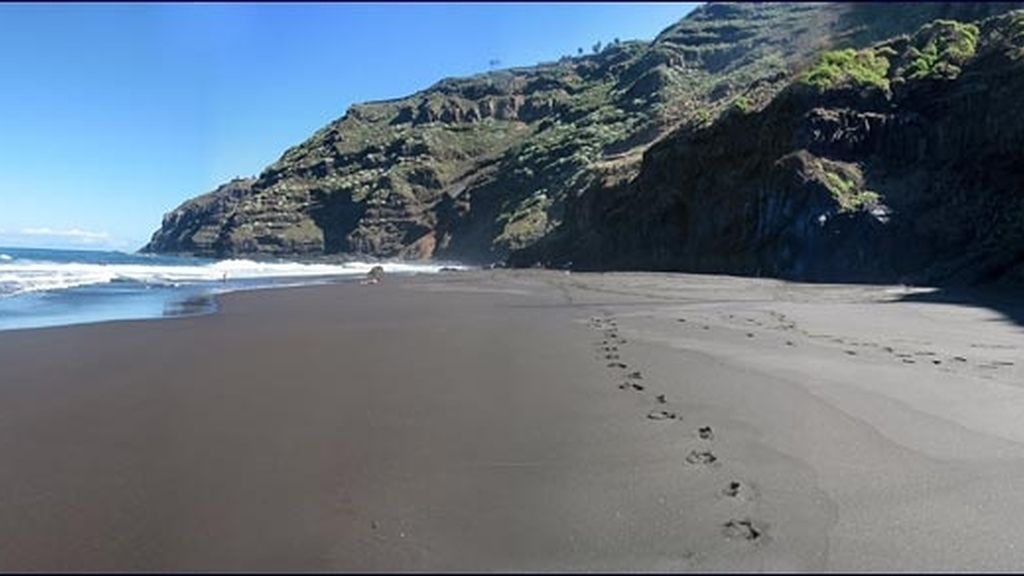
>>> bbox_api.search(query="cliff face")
[145,3,1024,285]
[519,10,1024,285]
[144,3,856,260]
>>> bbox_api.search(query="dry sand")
[0,270,1022,571]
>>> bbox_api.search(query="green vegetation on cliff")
[801,48,891,92]
[816,160,880,213]
[900,20,979,80]
[799,17,986,95]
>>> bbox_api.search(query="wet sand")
[0,270,1022,571]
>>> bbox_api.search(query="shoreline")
[0,246,465,333]
[5,256,1018,336]
[0,270,1022,570]
[0,274,389,334]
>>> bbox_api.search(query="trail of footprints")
[587,306,1017,550]
[681,309,1016,375]
[585,312,764,547]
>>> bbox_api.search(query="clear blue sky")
[0,2,699,251]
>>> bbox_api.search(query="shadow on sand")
[892,286,1024,329]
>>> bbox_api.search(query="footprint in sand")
[722,480,754,502]
[678,318,687,323]
[685,450,718,466]
[607,362,628,369]
[977,361,1015,371]
[845,350,857,356]
[619,382,645,392]
[647,410,678,421]
[702,325,711,330]
[746,332,755,338]
[953,356,968,363]
[971,343,1017,350]
[785,340,795,347]
[723,518,763,542]
[656,394,667,404]
[605,353,621,360]
[722,481,742,498]
[698,426,714,440]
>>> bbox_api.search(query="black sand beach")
[1,270,1023,571]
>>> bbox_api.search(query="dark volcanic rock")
[515,8,1024,285]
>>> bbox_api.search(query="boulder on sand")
[363,265,385,285]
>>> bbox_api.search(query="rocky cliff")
[517,8,1024,285]
[145,3,1024,284]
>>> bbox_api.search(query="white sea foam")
[0,254,11,261]
[0,258,464,297]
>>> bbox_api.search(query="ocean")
[0,247,459,332]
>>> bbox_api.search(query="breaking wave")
[0,257,460,297]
